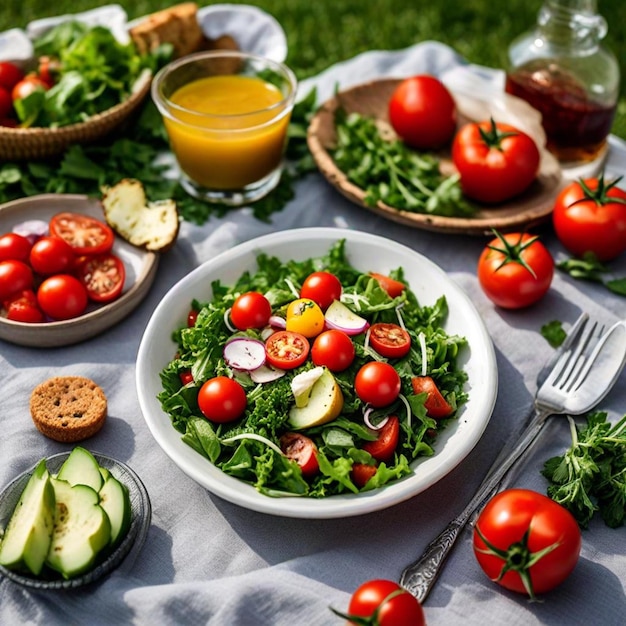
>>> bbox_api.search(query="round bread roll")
[30,376,107,443]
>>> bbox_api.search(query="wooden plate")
[307,78,565,236]
[0,194,159,348]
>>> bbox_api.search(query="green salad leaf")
[158,240,469,498]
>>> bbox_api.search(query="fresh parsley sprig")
[542,411,626,528]
[558,253,626,297]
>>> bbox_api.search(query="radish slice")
[12,219,48,244]
[223,337,266,371]
[324,300,369,335]
[250,364,286,383]
[269,315,286,329]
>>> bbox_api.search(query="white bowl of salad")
[136,228,497,518]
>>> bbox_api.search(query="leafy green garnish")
[331,109,474,217]
[158,240,469,497]
[558,253,626,297]
[542,411,626,528]
[541,320,566,348]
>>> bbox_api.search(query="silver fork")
[400,314,626,603]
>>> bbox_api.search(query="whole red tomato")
[552,175,626,261]
[452,118,540,203]
[332,579,425,626]
[388,75,457,150]
[477,231,554,309]
[473,489,581,600]
[0,61,24,91]
[0,86,12,119]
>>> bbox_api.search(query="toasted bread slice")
[102,179,179,253]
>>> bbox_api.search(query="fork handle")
[400,410,551,603]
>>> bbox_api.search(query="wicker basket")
[0,70,152,161]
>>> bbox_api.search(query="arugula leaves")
[542,412,626,528]
[558,253,626,297]
[331,109,474,217]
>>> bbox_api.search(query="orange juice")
[163,75,292,190]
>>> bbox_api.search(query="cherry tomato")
[198,376,247,423]
[279,432,319,478]
[311,329,355,372]
[369,272,406,298]
[37,274,88,320]
[552,176,626,261]
[179,371,194,386]
[473,489,581,600]
[337,579,426,626]
[49,212,115,256]
[37,56,60,88]
[388,75,457,150]
[11,75,49,101]
[351,463,378,489]
[0,232,32,262]
[4,289,44,323]
[76,253,125,303]
[477,231,554,309]
[0,87,12,119]
[0,61,25,91]
[29,236,76,275]
[286,298,325,338]
[369,323,411,358]
[0,259,33,300]
[230,291,271,330]
[411,376,454,418]
[362,416,400,462]
[265,331,310,370]
[452,118,540,204]
[300,271,342,310]
[355,361,401,407]
[187,309,199,327]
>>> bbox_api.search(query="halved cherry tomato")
[230,291,271,330]
[49,212,115,256]
[265,331,310,370]
[311,329,355,372]
[351,463,378,488]
[76,253,125,303]
[362,416,400,462]
[411,375,453,418]
[300,271,342,310]
[369,272,406,298]
[369,323,411,358]
[4,289,43,323]
[0,259,33,300]
[279,432,319,478]
[29,236,75,275]
[198,376,247,423]
[0,232,32,262]
[355,361,401,407]
[37,274,88,320]
[286,298,325,338]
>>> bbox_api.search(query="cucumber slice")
[0,460,55,576]
[99,475,131,547]
[57,447,103,492]
[46,478,111,579]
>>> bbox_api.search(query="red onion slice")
[269,315,287,329]
[12,219,48,244]
[363,406,389,431]
[324,300,369,336]
[223,337,266,371]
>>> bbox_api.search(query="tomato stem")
[478,117,519,151]
[329,588,408,625]
[486,229,540,279]
[474,523,561,601]
[575,174,626,207]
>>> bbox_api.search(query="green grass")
[4,1,625,139]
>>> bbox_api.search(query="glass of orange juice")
[151,51,298,206]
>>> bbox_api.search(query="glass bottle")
[505,0,620,166]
